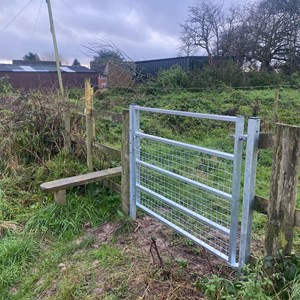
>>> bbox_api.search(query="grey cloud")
[0,0,246,64]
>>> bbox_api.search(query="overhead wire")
[61,0,88,29]
[97,83,300,92]
[0,0,34,36]
[32,0,44,35]
[60,0,110,64]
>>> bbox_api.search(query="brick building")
[0,60,97,91]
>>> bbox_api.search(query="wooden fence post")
[63,112,71,152]
[121,109,130,214]
[85,78,93,171]
[273,89,279,126]
[265,123,300,256]
[90,86,95,139]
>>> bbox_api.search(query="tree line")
[180,0,300,74]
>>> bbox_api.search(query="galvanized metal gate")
[129,105,260,269]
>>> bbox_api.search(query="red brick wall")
[0,72,98,91]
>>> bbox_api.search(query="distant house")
[0,60,97,91]
[90,61,135,89]
[135,56,209,78]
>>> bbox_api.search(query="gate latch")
[230,134,248,141]
[239,135,248,141]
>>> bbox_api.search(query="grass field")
[0,87,300,299]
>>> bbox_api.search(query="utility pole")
[46,0,64,96]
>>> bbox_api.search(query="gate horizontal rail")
[135,106,238,122]
[137,159,233,200]
[135,132,234,160]
[137,183,230,235]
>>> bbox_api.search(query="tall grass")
[25,186,121,239]
[0,234,39,292]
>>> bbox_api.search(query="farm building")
[0,60,97,91]
[90,61,135,89]
[91,56,209,87]
[135,56,209,77]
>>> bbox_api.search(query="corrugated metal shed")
[135,56,208,76]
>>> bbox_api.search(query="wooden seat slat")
[40,166,122,193]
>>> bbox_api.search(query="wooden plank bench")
[40,166,122,205]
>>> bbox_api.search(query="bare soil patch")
[84,215,235,299]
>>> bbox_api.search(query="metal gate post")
[129,104,137,219]
[228,116,244,267]
[135,109,141,208]
[239,118,260,269]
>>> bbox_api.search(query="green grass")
[91,244,125,268]
[26,186,120,239]
[0,150,122,298]
[0,184,122,298]
[94,87,300,252]
[0,234,39,297]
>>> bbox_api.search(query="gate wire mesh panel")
[130,106,244,267]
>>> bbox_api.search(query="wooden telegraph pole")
[46,0,71,151]
[45,0,64,95]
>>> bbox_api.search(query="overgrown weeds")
[0,76,12,96]
[196,255,300,300]
[0,92,70,172]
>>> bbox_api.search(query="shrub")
[158,65,189,89]
[141,65,188,95]
[196,255,300,300]
[0,76,12,96]
[245,70,283,87]
[0,92,69,171]
[189,61,244,88]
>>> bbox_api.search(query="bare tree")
[244,1,291,71]
[272,0,300,73]
[181,0,300,72]
[41,53,69,65]
[180,0,224,63]
[83,38,139,85]
[232,0,300,72]
[84,38,132,64]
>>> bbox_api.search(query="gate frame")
[129,104,260,269]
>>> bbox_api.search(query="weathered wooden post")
[63,112,71,152]
[85,78,94,171]
[273,90,279,126]
[265,123,300,256]
[121,109,130,214]
[90,86,95,139]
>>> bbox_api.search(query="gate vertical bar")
[135,109,141,207]
[239,118,260,269]
[228,116,244,267]
[129,104,137,219]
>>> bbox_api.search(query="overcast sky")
[0,0,247,66]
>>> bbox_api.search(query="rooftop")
[0,61,95,73]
